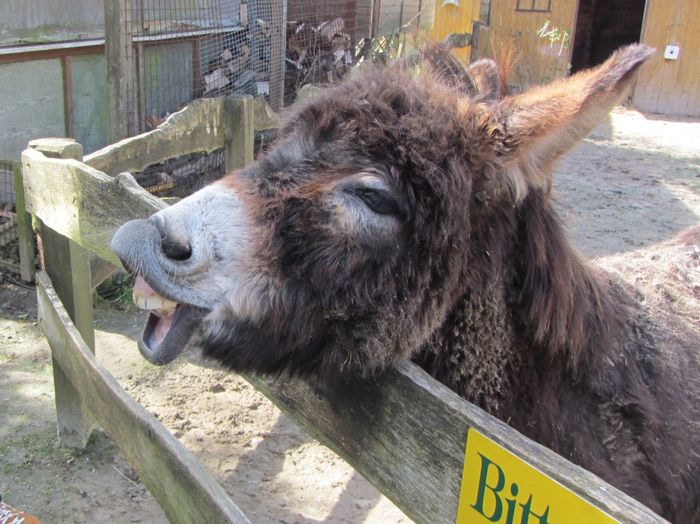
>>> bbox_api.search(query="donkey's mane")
[515,190,616,370]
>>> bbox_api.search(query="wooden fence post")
[269,0,288,112]
[105,0,136,142]
[29,137,97,448]
[224,95,254,171]
[13,163,35,283]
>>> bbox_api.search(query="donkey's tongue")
[153,312,175,345]
[131,275,204,365]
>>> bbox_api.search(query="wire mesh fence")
[119,0,438,130]
[284,0,371,102]
[132,149,227,198]
[120,0,286,133]
[109,0,444,204]
[0,160,21,275]
[283,0,435,104]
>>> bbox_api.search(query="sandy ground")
[1,108,698,523]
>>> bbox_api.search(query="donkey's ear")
[497,44,654,198]
[466,59,502,101]
[421,44,502,101]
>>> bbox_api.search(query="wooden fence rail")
[37,271,250,523]
[21,95,665,524]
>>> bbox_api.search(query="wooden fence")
[20,95,666,523]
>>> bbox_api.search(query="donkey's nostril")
[151,214,192,261]
[162,238,192,261]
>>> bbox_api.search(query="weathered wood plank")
[37,271,250,524]
[253,97,281,132]
[12,162,35,282]
[22,147,167,266]
[32,138,98,449]
[244,364,664,524]
[22,138,665,524]
[224,96,254,171]
[84,97,227,176]
[104,0,136,142]
[42,225,99,448]
[269,0,287,112]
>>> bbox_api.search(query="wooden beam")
[224,96,254,171]
[269,0,288,112]
[105,0,135,142]
[84,97,227,176]
[136,43,146,134]
[0,42,104,65]
[36,271,250,524]
[192,39,202,98]
[13,162,35,283]
[62,55,75,138]
[244,364,663,524]
[371,0,382,38]
[30,138,97,449]
[22,147,166,267]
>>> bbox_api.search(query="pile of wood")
[203,43,256,96]
[285,17,354,95]
[0,207,17,248]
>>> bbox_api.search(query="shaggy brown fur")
[114,44,699,521]
[206,47,699,520]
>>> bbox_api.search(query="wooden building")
[632,0,699,117]
[472,0,699,117]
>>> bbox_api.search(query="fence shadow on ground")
[554,135,699,258]
[90,309,397,523]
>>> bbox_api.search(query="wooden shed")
[632,0,699,117]
[473,0,699,117]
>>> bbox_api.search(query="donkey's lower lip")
[138,303,208,365]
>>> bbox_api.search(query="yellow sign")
[456,429,619,523]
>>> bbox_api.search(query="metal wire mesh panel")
[122,0,286,132]
[116,1,440,130]
[283,0,435,103]
[0,160,20,273]
[110,1,442,201]
[131,149,226,198]
[284,0,371,99]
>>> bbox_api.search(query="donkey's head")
[112,45,653,378]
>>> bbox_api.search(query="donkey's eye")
[354,188,402,217]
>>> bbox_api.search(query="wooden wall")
[479,0,577,88]
[0,59,67,161]
[376,0,434,35]
[634,0,700,116]
[70,55,108,154]
[0,0,103,46]
[431,0,480,63]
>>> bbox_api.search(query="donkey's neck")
[512,191,617,371]
[417,190,619,416]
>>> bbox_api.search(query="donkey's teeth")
[132,285,178,313]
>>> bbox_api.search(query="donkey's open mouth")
[131,275,207,364]
[111,217,213,366]
[111,183,257,365]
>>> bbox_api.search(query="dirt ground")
[1,108,698,523]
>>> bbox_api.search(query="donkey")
[112,44,700,521]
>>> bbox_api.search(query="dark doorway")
[570,0,646,72]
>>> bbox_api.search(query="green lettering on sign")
[456,429,619,523]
